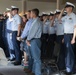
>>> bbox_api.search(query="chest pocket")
[13,18,17,25]
[68,18,73,23]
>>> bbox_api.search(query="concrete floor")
[0,66,27,75]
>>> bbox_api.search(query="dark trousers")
[2,31,9,57]
[57,35,65,70]
[12,31,22,62]
[47,34,56,58]
[41,34,48,58]
[64,34,74,72]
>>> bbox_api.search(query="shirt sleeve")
[16,16,22,25]
[73,14,76,26]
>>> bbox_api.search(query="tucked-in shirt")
[63,12,76,34]
[11,14,21,31]
[42,20,49,34]
[48,21,56,35]
[6,18,12,30]
[21,19,33,39]
[27,17,43,41]
[55,18,64,35]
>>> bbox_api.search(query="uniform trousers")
[56,35,65,70]
[48,34,56,58]
[7,32,15,59]
[64,34,74,72]
[41,34,48,58]
[12,31,22,62]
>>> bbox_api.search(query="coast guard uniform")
[41,13,49,58]
[47,12,56,58]
[11,6,22,64]
[63,2,76,73]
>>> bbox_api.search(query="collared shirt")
[63,12,76,34]
[55,18,64,35]
[48,21,56,35]
[6,18,12,30]
[42,20,49,34]
[21,19,33,39]
[27,17,43,41]
[11,14,21,31]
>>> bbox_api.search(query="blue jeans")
[29,38,41,75]
[64,34,74,72]
[7,32,15,59]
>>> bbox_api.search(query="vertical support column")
[57,0,60,9]
[22,0,26,15]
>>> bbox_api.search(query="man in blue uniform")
[47,12,56,58]
[41,12,49,58]
[59,2,76,74]
[6,8,15,61]
[54,10,66,70]
[11,6,22,65]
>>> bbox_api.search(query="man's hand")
[43,18,47,23]
[58,8,65,20]
[26,40,31,46]
[17,37,22,41]
[71,39,75,44]
[62,39,64,43]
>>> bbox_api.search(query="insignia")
[69,18,72,20]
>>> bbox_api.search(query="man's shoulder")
[14,14,21,18]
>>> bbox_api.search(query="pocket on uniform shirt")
[68,18,73,23]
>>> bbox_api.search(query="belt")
[31,38,40,40]
[7,29,12,33]
[64,33,73,35]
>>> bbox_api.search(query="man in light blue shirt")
[11,6,22,65]
[26,8,42,75]
[6,10,15,61]
[41,13,49,58]
[17,10,34,72]
[59,2,76,74]
[21,19,33,39]
[47,12,56,59]
[55,10,65,70]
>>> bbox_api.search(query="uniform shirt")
[42,20,49,34]
[21,19,33,39]
[11,14,21,31]
[63,12,76,34]
[6,18,12,30]
[55,18,64,35]
[48,21,56,35]
[27,17,43,41]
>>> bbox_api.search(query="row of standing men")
[0,2,76,75]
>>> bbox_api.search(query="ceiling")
[11,0,76,3]
[28,0,56,2]
[11,0,56,2]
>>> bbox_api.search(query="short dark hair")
[11,8,19,11]
[28,10,31,13]
[31,8,39,16]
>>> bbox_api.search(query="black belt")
[64,33,73,35]
[31,38,40,40]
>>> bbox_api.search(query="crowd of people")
[0,1,76,75]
